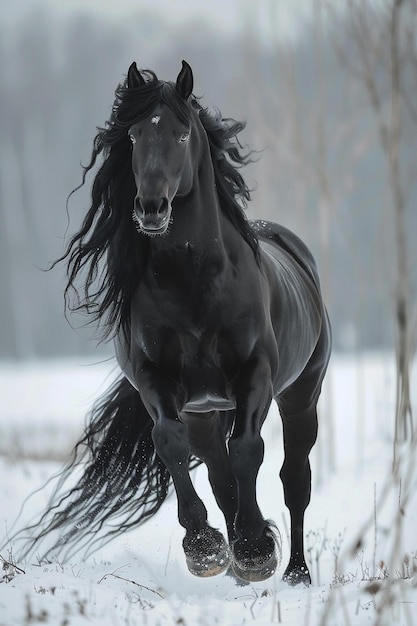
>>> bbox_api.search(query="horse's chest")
[131,318,240,411]
[132,277,250,370]
[129,253,264,402]
[138,317,238,373]
[134,255,249,353]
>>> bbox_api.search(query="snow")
[0,353,416,626]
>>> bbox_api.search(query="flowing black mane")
[57,69,258,340]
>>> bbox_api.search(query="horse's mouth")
[132,210,171,236]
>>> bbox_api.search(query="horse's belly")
[181,363,235,413]
[184,394,235,413]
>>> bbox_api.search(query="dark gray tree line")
[0,2,416,365]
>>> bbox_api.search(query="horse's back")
[251,220,320,287]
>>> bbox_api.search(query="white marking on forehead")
[151,115,161,125]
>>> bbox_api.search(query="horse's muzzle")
[133,196,171,235]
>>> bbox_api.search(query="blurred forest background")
[1,0,417,359]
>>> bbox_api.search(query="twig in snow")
[97,565,164,598]
[0,550,25,583]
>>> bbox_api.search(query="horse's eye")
[129,134,136,145]
[179,132,190,143]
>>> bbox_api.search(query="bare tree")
[333,0,416,455]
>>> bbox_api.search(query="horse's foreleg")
[278,405,318,585]
[186,411,237,543]
[228,359,281,582]
[151,415,230,577]
[152,418,230,576]
[132,356,229,577]
[151,417,207,529]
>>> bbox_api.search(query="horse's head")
[127,61,195,236]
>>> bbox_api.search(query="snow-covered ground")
[0,353,416,626]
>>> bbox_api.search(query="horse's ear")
[176,60,193,100]
[127,62,145,89]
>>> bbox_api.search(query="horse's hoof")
[282,562,311,586]
[231,528,282,582]
[232,550,278,582]
[183,527,231,577]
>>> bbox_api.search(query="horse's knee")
[229,434,264,478]
[152,419,189,464]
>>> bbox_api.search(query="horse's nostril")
[136,197,168,218]
[134,196,143,215]
[157,197,168,217]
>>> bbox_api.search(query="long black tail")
[16,377,190,562]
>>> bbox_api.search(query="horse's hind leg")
[278,313,330,585]
[278,404,318,585]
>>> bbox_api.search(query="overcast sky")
[4,0,315,42]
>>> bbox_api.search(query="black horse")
[18,61,331,584]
